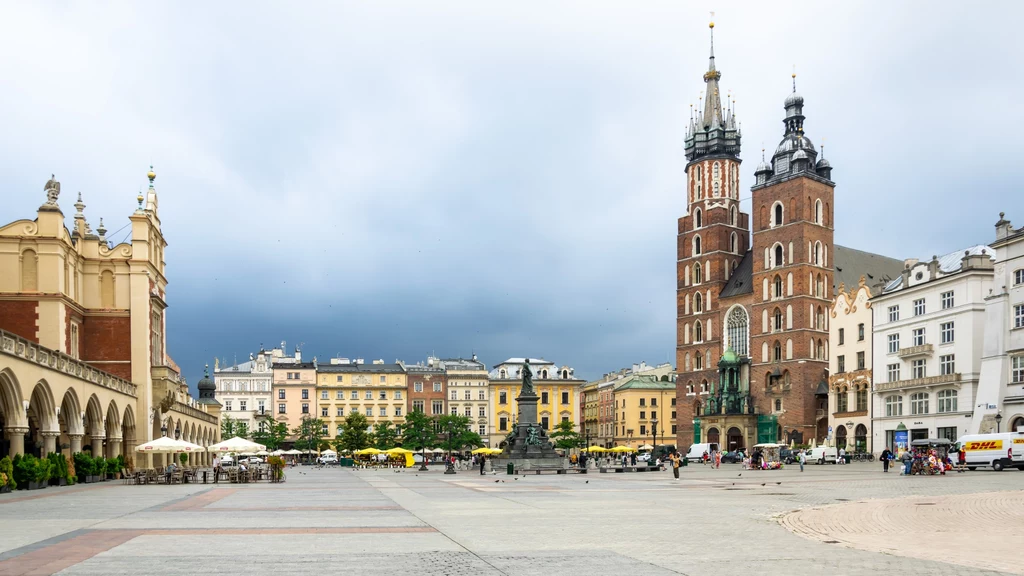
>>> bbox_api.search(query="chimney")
[995,212,1013,241]
[927,255,939,277]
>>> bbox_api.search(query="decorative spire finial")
[147,165,156,186]
[137,187,144,210]
[204,364,210,377]
[96,218,107,242]
[74,192,85,216]
[792,65,797,92]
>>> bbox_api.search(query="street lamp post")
[650,414,659,467]
[444,421,456,475]
[995,412,1003,433]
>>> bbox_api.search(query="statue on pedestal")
[520,358,534,396]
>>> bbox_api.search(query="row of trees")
[222,411,586,453]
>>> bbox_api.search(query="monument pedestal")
[495,392,566,472]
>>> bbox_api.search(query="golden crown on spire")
[147,165,156,182]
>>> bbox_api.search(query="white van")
[954,432,1024,471]
[685,442,719,463]
[806,446,837,464]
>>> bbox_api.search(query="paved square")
[0,462,1021,575]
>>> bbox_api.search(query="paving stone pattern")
[0,462,1020,575]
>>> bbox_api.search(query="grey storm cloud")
[1,2,1021,391]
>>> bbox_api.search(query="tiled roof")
[832,244,904,296]
[719,250,753,298]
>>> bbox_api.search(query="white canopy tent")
[208,437,267,453]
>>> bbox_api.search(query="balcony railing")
[874,373,961,392]
[898,344,933,359]
[698,394,755,417]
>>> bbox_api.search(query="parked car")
[721,450,745,463]
[317,454,338,465]
[637,453,651,462]
[245,456,264,464]
[779,448,796,464]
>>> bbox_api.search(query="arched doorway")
[835,425,848,450]
[726,427,744,451]
[1011,416,1024,433]
[28,381,58,457]
[706,427,720,447]
[854,424,868,453]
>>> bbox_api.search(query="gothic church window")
[774,245,784,268]
[815,199,823,225]
[693,263,702,285]
[725,306,749,356]
[694,209,702,229]
[693,235,702,256]
[773,203,784,227]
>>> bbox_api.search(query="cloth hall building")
[675,23,902,451]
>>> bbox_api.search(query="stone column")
[91,436,105,456]
[5,427,28,457]
[107,439,122,460]
[41,432,59,458]
[69,434,84,454]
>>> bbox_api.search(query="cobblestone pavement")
[0,461,1020,575]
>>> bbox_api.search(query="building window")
[910,393,929,415]
[225,400,232,411]
[479,406,486,417]
[941,291,954,310]
[366,391,373,400]
[432,400,443,415]
[450,390,457,400]
[379,391,387,400]
[499,391,507,404]
[478,390,485,400]
[885,395,902,417]
[395,407,403,417]
[936,426,957,442]
[773,341,782,362]
[856,388,868,412]
[301,403,309,414]
[940,354,955,375]
[351,391,358,400]
[433,382,442,392]
[561,391,569,404]
[301,389,309,400]
[321,407,328,417]
[337,407,345,417]
[1012,356,1024,383]
[693,262,702,285]
[321,390,328,400]
[888,306,899,322]
[412,400,424,413]
[541,392,549,404]
[379,407,387,417]
[414,381,423,392]
[336,391,343,400]
[937,389,957,413]
[912,359,926,379]
[258,400,265,414]
[1015,304,1024,329]
[726,306,749,357]
[541,416,550,430]
[239,400,247,412]
[887,363,900,382]
[940,322,954,344]
[857,351,865,371]
[464,406,471,417]
[913,298,925,316]
[640,411,646,420]
[278,403,286,414]
[858,323,865,341]
[1015,269,1024,286]
[379,376,386,383]
[888,334,899,354]
[395,391,402,400]
[366,408,373,417]
[479,424,486,436]
[837,355,845,373]
[462,390,470,400]
[836,390,848,413]
[499,417,508,431]
[278,389,285,399]
[838,328,845,345]
[912,328,925,347]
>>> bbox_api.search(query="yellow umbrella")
[582,446,607,453]
[470,447,493,455]
[609,446,635,453]
[487,448,504,455]
[385,447,414,455]
[354,448,382,455]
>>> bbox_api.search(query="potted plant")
[47,453,67,486]
[94,456,107,481]
[0,456,14,493]
[267,456,286,483]
[65,454,76,486]
[13,454,50,490]
[106,457,122,480]
[179,453,188,467]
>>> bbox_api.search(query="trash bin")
[507,462,515,475]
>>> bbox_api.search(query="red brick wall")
[406,373,447,416]
[81,315,132,380]
[0,299,39,342]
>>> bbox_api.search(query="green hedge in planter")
[12,454,52,488]
[0,456,15,490]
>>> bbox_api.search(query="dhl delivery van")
[953,432,1024,471]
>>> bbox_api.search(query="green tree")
[335,411,371,453]
[549,419,583,451]
[437,414,482,454]
[221,415,237,438]
[292,417,326,459]
[402,409,436,467]
[371,421,399,450]
[252,420,289,451]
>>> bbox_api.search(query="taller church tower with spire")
[676,21,751,445]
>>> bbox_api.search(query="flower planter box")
[0,485,11,494]
[82,475,103,484]
[26,481,47,491]
[49,477,67,487]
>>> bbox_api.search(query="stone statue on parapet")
[520,358,534,396]
[43,175,61,207]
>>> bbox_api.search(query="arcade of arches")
[1,332,218,467]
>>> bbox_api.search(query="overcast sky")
[2,3,1021,391]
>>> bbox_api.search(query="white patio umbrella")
[284,449,302,455]
[135,436,194,453]
[208,437,267,453]
[321,449,337,455]
[256,450,270,456]
[270,450,285,456]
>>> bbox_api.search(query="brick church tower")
[676,22,750,446]
[748,75,835,444]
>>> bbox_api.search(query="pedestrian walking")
[631,452,637,466]
[702,450,708,465]
[838,447,846,465]
[714,450,721,469]
[479,455,486,475]
[901,449,913,475]
[798,450,806,472]
[212,455,221,484]
[671,452,681,479]
[880,448,891,472]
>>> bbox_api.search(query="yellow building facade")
[487,358,583,447]
[316,360,407,437]
[612,375,677,449]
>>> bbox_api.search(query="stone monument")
[496,358,566,472]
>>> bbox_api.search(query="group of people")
[700,449,722,468]
[878,446,965,475]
